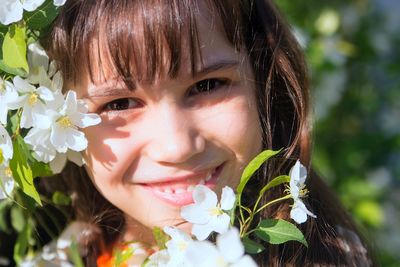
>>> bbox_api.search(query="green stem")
[254,195,292,214]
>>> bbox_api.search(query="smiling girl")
[33,0,377,266]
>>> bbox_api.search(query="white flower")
[184,228,257,267]
[50,91,101,153]
[0,0,46,25]
[181,185,236,240]
[0,78,18,125]
[0,124,13,165]
[24,127,56,163]
[288,160,316,224]
[123,243,150,267]
[9,76,55,129]
[163,226,194,266]
[49,150,84,174]
[146,250,171,267]
[53,0,67,6]
[0,163,14,199]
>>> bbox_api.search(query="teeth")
[175,188,186,194]
[188,185,195,192]
[164,188,173,194]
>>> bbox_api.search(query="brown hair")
[43,0,376,265]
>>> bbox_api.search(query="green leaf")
[70,240,84,267]
[24,0,60,31]
[0,60,27,76]
[237,149,281,194]
[13,223,32,265]
[114,246,134,266]
[259,175,290,196]
[255,219,307,247]
[31,160,53,178]
[10,136,42,206]
[152,227,169,250]
[242,236,265,254]
[52,191,71,206]
[11,205,26,232]
[0,200,11,233]
[2,24,29,73]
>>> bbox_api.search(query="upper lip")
[133,163,224,185]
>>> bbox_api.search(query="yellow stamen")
[57,116,72,128]
[5,167,12,177]
[209,206,223,216]
[0,80,5,92]
[0,148,3,165]
[28,92,39,106]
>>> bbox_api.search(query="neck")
[122,215,156,246]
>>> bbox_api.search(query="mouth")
[140,164,224,206]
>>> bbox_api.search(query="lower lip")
[142,165,223,206]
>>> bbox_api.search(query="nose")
[144,105,205,164]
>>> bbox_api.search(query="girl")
[38,0,375,265]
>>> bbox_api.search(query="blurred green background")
[276,0,400,265]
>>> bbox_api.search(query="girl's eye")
[103,98,140,112]
[188,78,229,96]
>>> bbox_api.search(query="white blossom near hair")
[0,0,66,26]
[181,185,235,240]
[0,78,18,125]
[162,226,194,267]
[50,90,101,153]
[184,227,258,267]
[8,76,55,129]
[146,250,171,267]
[288,160,317,224]
[0,124,13,164]
[0,164,14,200]
[49,150,84,174]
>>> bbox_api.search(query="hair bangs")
[47,0,245,89]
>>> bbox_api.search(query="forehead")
[77,0,241,88]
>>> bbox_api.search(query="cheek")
[203,93,262,155]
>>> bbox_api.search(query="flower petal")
[13,76,35,93]
[22,0,46,12]
[28,42,49,70]
[65,128,88,152]
[217,228,243,263]
[65,91,78,114]
[37,86,55,102]
[185,241,219,267]
[67,150,84,166]
[0,165,14,199]
[180,203,210,224]
[220,186,236,211]
[0,0,23,25]
[0,125,13,161]
[191,223,214,241]
[209,213,230,235]
[192,185,218,208]
[290,200,315,224]
[70,112,101,128]
[51,124,68,153]
[50,153,67,174]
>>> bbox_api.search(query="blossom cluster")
[19,160,316,266]
[0,0,66,25]
[0,42,101,199]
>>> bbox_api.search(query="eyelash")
[102,98,141,113]
[187,78,230,96]
[100,78,230,113]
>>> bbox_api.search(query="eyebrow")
[194,60,239,77]
[83,60,239,99]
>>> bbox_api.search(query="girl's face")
[74,4,262,241]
